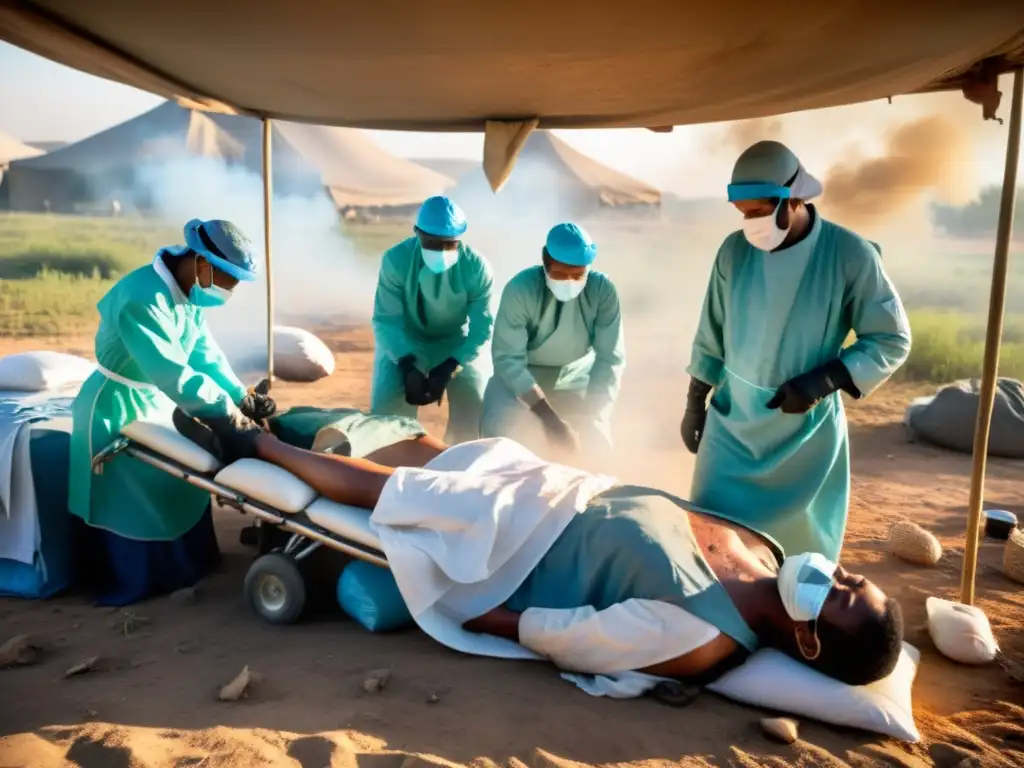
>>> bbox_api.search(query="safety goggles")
[726,182,793,203]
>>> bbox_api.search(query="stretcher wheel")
[244,553,306,624]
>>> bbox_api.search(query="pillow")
[273,326,335,383]
[706,642,921,742]
[0,351,95,392]
[337,560,414,633]
[926,597,999,665]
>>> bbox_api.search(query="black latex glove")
[398,355,434,406]
[174,408,264,463]
[239,391,277,422]
[766,359,859,415]
[680,378,713,454]
[426,357,461,405]
[531,398,580,451]
[211,410,265,462]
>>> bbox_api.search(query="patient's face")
[818,565,887,632]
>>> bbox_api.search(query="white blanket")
[0,387,78,566]
[369,437,723,697]
[0,419,38,564]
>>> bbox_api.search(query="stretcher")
[91,420,386,625]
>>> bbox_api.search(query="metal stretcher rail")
[93,437,389,569]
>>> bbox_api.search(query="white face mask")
[742,202,789,251]
[545,273,587,302]
[777,551,836,624]
[422,247,459,274]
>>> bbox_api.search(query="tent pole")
[262,117,275,388]
[960,67,1023,605]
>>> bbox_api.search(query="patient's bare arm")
[253,434,395,509]
[463,607,522,642]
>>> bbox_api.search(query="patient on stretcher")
[176,411,904,687]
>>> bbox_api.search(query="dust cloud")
[818,115,974,229]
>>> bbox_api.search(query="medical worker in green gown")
[371,196,494,444]
[480,222,625,461]
[681,141,911,562]
[68,218,274,605]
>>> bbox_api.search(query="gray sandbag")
[904,377,1024,458]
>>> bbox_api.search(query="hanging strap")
[96,364,158,391]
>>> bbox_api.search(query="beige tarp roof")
[5,101,453,209]
[0,130,44,165]
[1,2,1023,131]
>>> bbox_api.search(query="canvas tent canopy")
[1,2,1022,132]
[1,101,452,213]
[452,131,660,220]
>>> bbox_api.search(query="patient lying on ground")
[177,410,904,687]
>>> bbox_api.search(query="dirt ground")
[0,326,1022,768]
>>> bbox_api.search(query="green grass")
[893,310,1024,383]
[2,212,1023,385]
[0,269,115,337]
[0,213,176,279]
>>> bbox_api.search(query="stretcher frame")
[92,434,388,624]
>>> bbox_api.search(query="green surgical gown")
[480,266,625,457]
[687,210,911,561]
[68,253,248,541]
[370,236,494,444]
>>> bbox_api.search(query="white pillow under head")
[706,642,921,742]
[0,351,95,392]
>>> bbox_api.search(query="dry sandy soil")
[0,326,1022,768]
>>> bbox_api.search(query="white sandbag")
[926,597,999,665]
[273,326,335,383]
[0,351,95,392]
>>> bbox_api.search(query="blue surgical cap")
[415,196,468,239]
[727,140,822,203]
[183,219,258,281]
[545,222,597,267]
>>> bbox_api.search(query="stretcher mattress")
[119,420,382,550]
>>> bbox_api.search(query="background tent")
[414,158,478,186]
[0,130,44,200]
[269,121,453,216]
[2,101,453,214]
[0,130,43,166]
[450,131,660,222]
[2,101,246,213]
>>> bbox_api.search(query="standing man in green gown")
[681,141,911,562]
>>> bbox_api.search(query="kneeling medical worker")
[481,222,625,461]
[69,218,274,605]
